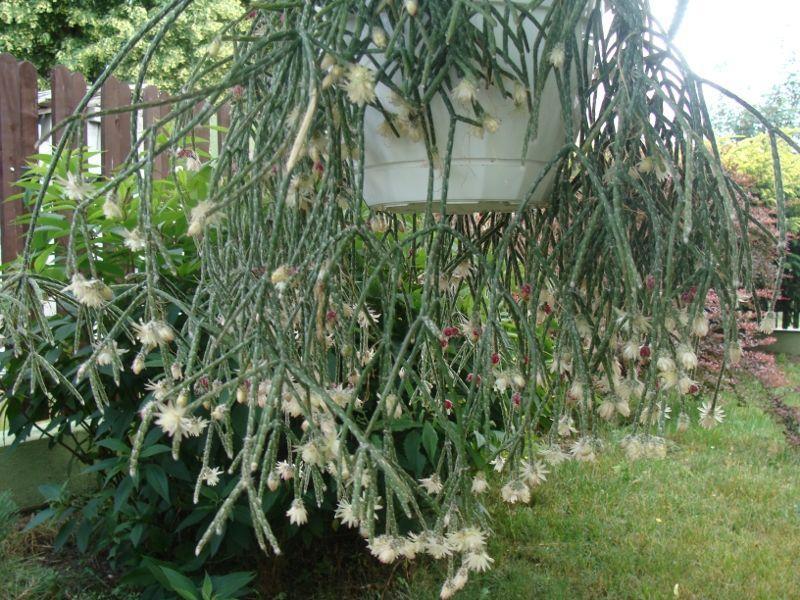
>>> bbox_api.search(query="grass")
[2,361,799,599]
[393,360,800,600]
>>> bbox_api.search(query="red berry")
[444,399,453,410]
[542,302,552,315]
[443,326,459,338]
[639,344,651,358]
[645,274,655,291]
[491,353,500,365]
[466,373,473,383]
[689,383,699,394]
[512,392,521,406]
[440,338,449,349]
[326,309,337,322]
[520,283,532,301]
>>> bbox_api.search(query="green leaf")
[113,476,134,514]
[23,507,55,532]
[144,464,170,503]
[201,573,213,600]
[210,571,255,598]
[158,565,199,600]
[422,422,439,464]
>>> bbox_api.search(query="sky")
[649,0,800,106]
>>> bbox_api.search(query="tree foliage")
[0,0,242,90]
[720,132,800,204]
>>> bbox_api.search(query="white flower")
[335,499,359,528]
[419,474,443,495]
[171,362,183,380]
[698,401,725,429]
[145,379,170,401]
[656,356,677,373]
[482,114,500,133]
[155,401,189,438]
[185,416,207,437]
[451,567,469,592]
[549,44,566,69]
[471,472,489,495]
[500,480,531,504]
[96,340,126,366]
[659,369,679,390]
[691,314,709,337]
[728,342,744,366]
[102,193,123,219]
[344,65,376,107]
[597,399,616,421]
[276,460,295,480]
[133,319,174,348]
[211,405,227,421]
[267,471,280,491]
[187,200,222,237]
[122,228,147,251]
[368,534,401,563]
[676,344,698,371]
[371,26,387,48]
[399,533,425,559]
[540,445,570,466]
[424,534,452,559]
[286,499,308,525]
[301,441,324,466]
[557,414,577,437]
[640,403,671,425]
[452,78,477,105]
[132,354,145,374]
[758,311,776,335]
[62,273,113,308]
[520,460,548,487]
[637,156,655,174]
[404,0,418,16]
[490,455,506,472]
[446,527,486,553]
[621,340,639,362]
[463,551,494,573]
[615,398,631,418]
[58,171,94,201]
[201,466,222,486]
[570,438,597,462]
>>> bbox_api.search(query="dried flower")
[102,193,123,219]
[187,200,222,237]
[520,460,548,487]
[62,273,113,308]
[471,472,489,495]
[463,551,494,573]
[122,228,146,251]
[371,26,388,48]
[419,474,444,495]
[500,480,531,504]
[549,44,566,69]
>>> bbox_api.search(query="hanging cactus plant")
[1,0,794,596]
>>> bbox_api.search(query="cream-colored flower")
[540,445,570,466]
[728,342,744,366]
[286,499,308,525]
[371,26,388,48]
[419,474,444,495]
[691,314,709,337]
[758,311,776,335]
[549,44,566,69]
[500,479,531,504]
[62,273,113,308]
[369,534,401,563]
[452,78,477,106]
[482,114,501,133]
[676,344,698,371]
[471,472,489,495]
[520,460,548,487]
[58,171,94,201]
[598,399,616,421]
[570,437,597,462]
[276,460,295,480]
[187,200,222,237]
[447,527,486,553]
[698,401,725,429]
[463,551,494,573]
[344,65,376,106]
[201,466,222,486]
[424,534,452,559]
[122,228,146,251]
[102,193,123,219]
[96,340,126,366]
[133,319,174,348]
[676,411,690,432]
[335,499,359,528]
[557,414,577,437]
[155,401,189,438]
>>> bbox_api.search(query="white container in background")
[362,2,585,213]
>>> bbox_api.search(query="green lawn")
[396,359,800,600]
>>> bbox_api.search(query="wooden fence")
[0,53,230,263]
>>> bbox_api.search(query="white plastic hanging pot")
[362,2,586,213]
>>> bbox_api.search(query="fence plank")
[101,76,132,176]
[143,85,171,179]
[51,66,87,149]
[217,103,230,155]
[193,101,210,158]
[0,54,25,262]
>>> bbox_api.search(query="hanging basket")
[362,3,586,214]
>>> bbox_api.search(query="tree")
[0,0,243,91]
[712,57,800,137]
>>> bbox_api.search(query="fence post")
[0,54,37,263]
[101,76,132,177]
[51,66,87,149]
[143,85,171,179]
